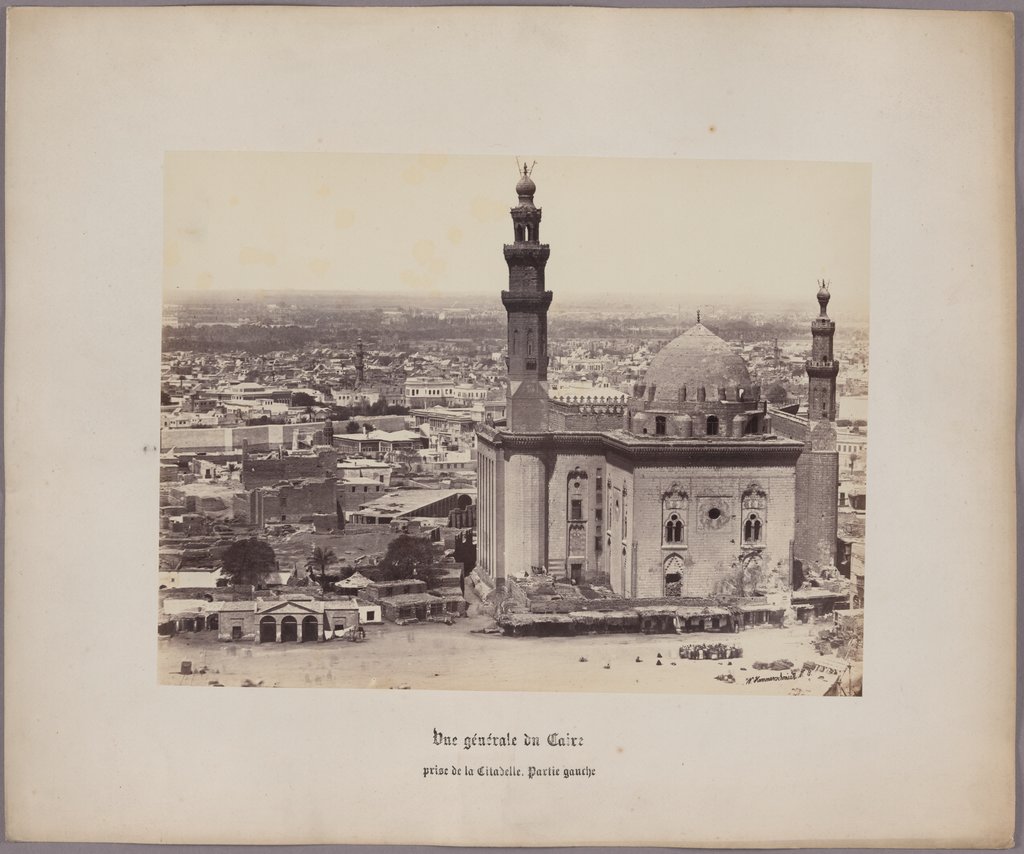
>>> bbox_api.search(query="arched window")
[664,513,683,543]
[655,415,667,435]
[512,329,518,354]
[526,330,534,357]
[743,512,763,544]
[706,415,719,436]
[664,554,684,585]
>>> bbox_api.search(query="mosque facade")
[476,169,840,599]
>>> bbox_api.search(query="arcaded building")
[476,169,840,598]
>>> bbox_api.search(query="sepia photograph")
[158,153,869,695]
[6,5,1015,846]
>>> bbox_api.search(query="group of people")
[678,642,742,660]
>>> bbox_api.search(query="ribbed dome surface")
[642,323,751,408]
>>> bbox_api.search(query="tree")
[346,420,360,433]
[160,390,172,406]
[305,546,337,594]
[378,534,441,585]
[764,382,790,405]
[220,538,278,588]
[292,391,318,408]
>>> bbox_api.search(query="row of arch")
[510,328,541,357]
[660,486,766,546]
[514,222,540,242]
[258,614,319,643]
[663,513,763,545]
[635,384,759,404]
[651,414,718,436]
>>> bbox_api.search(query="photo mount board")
[4,6,1017,847]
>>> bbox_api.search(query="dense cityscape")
[160,285,867,694]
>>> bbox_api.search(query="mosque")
[475,167,840,599]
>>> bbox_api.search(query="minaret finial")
[816,279,832,317]
[514,159,537,204]
[697,309,701,323]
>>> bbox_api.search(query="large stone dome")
[641,322,752,409]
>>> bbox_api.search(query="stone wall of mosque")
[627,464,797,600]
[545,451,607,581]
[502,452,547,578]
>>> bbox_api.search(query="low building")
[241,447,338,489]
[338,476,387,511]
[332,387,383,408]
[376,592,468,622]
[358,601,383,624]
[414,449,475,474]
[363,578,428,601]
[347,488,475,525]
[836,429,867,475]
[214,596,361,642]
[337,458,392,486]
[249,476,341,527]
[334,571,375,596]
[404,377,455,408]
[333,429,426,459]
[410,407,480,449]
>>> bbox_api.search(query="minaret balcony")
[503,243,551,264]
[511,206,543,221]
[806,359,840,378]
[501,290,553,311]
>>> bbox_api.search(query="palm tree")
[305,546,337,594]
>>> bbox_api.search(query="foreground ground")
[160,615,858,695]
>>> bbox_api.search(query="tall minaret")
[806,280,839,422]
[501,163,552,432]
[355,338,365,386]
[794,280,841,576]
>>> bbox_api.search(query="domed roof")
[641,323,751,408]
[515,163,536,200]
[516,173,540,201]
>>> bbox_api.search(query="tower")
[795,281,840,573]
[806,280,839,422]
[501,163,552,432]
[355,338,365,386]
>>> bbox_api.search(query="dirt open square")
[160,613,854,696]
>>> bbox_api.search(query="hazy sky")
[164,153,870,316]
